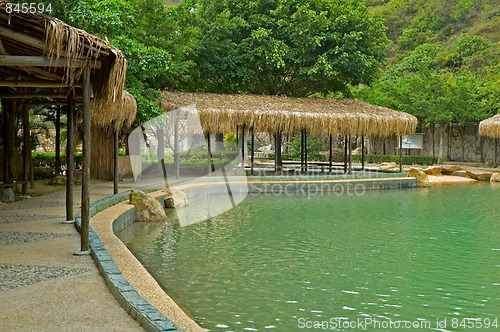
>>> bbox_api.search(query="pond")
[118,184,500,331]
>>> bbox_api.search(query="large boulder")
[490,173,500,183]
[466,169,492,181]
[379,162,398,171]
[164,189,189,208]
[424,166,442,175]
[0,187,14,203]
[48,176,67,186]
[129,190,167,222]
[440,165,461,174]
[407,167,430,187]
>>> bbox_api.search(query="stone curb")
[74,184,183,332]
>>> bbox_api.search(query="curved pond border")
[74,184,195,332]
[74,176,416,332]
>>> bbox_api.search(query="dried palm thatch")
[159,92,417,137]
[479,114,500,138]
[0,0,130,128]
[106,90,137,131]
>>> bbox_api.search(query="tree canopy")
[178,0,389,97]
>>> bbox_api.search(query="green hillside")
[364,0,500,62]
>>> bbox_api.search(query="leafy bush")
[32,152,83,169]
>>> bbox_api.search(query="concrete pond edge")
[75,184,184,332]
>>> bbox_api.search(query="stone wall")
[367,124,498,165]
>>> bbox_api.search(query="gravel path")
[0,181,143,331]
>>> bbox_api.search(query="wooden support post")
[65,93,75,222]
[241,124,245,170]
[22,101,30,195]
[361,136,365,171]
[275,132,282,173]
[157,126,164,176]
[55,106,61,175]
[113,129,119,195]
[348,135,352,175]
[236,125,239,145]
[399,135,403,173]
[494,138,498,168]
[300,129,304,172]
[344,135,348,173]
[304,129,307,173]
[2,99,16,184]
[173,114,180,178]
[251,129,255,176]
[329,135,333,173]
[207,132,213,174]
[80,66,91,252]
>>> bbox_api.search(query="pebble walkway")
[0,181,144,331]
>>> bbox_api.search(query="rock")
[164,189,189,208]
[407,167,430,187]
[49,176,67,186]
[424,166,442,175]
[440,165,461,174]
[490,173,500,183]
[0,187,15,203]
[74,170,83,185]
[465,169,492,181]
[129,190,167,222]
[379,162,398,171]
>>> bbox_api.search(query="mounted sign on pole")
[401,134,423,149]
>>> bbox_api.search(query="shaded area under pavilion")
[479,114,500,166]
[0,1,136,251]
[159,91,418,175]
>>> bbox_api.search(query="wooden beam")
[0,55,102,69]
[0,24,110,57]
[21,66,64,81]
[0,80,82,88]
[0,37,7,54]
[0,92,80,98]
[0,25,44,50]
[25,100,83,106]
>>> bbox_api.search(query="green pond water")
[118,184,500,331]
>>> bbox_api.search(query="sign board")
[401,134,423,149]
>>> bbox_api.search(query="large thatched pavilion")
[479,114,500,166]
[0,1,135,252]
[159,91,418,173]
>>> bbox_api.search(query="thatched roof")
[159,91,417,137]
[0,0,135,129]
[479,114,500,138]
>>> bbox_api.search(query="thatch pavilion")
[0,1,135,252]
[479,114,500,166]
[159,91,418,174]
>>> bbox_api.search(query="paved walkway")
[0,181,144,331]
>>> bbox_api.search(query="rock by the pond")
[490,173,500,183]
[424,165,442,175]
[440,165,461,174]
[465,169,492,181]
[407,168,430,187]
[0,187,15,203]
[49,176,67,186]
[129,190,166,221]
[379,162,398,171]
[164,189,189,208]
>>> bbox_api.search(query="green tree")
[177,0,389,96]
